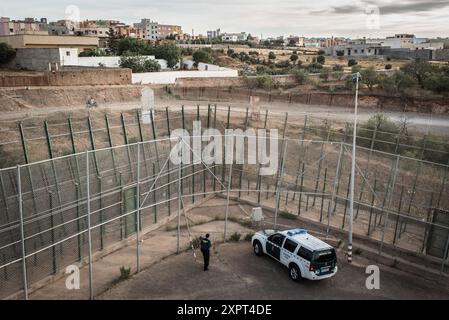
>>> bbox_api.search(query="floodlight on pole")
[348,71,361,264]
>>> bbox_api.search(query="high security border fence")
[0,107,448,299]
[1,105,448,168]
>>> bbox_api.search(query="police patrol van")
[251,229,338,281]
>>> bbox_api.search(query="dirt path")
[1,96,447,135]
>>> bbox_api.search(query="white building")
[365,34,444,50]
[327,39,383,57]
[207,29,220,38]
[221,32,247,42]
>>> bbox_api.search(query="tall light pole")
[348,72,361,264]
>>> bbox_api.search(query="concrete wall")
[0,68,132,87]
[174,74,298,88]
[0,34,99,49]
[5,48,64,71]
[434,49,449,61]
[5,48,168,71]
[381,48,434,60]
[132,68,238,84]
[68,56,168,69]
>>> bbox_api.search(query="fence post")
[75,182,82,261]
[136,143,141,273]
[298,163,305,216]
[379,154,400,256]
[86,151,94,300]
[213,105,218,192]
[319,168,328,222]
[150,109,160,172]
[439,231,449,281]
[224,158,233,242]
[238,108,249,199]
[274,140,288,230]
[327,142,344,237]
[166,107,172,215]
[177,138,182,254]
[17,165,28,300]
[105,114,119,184]
[222,106,231,189]
[121,113,134,179]
[87,117,100,176]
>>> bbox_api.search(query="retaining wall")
[0,68,132,87]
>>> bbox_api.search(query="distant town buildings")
[134,18,182,41]
[0,17,48,36]
[1,15,448,63]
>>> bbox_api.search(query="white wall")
[77,56,122,68]
[156,59,168,70]
[132,68,239,84]
[59,48,79,66]
[62,54,168,69]
[198,63,221,71]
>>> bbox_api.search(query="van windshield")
[313,249,336,263]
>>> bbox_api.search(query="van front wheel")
[253,241,263,256]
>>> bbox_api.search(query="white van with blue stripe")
[251,229,338,281]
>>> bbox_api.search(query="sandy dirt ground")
[24,195,449,301]
[99,241,449,300]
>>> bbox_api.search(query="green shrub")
[119,55,161,73]
[348,59,358,67]
[0,43,16,64]
[191,236,202,249]
[290,68,308,84]
[268,51,276,60]
[332,64,344,71]
[244,232,255,241]
[193,49,213,64]
[279,211,297,220]
[245,74,273,89]
[319,68,331,82]
[229,232,241,242]
[119,266,131,280]
[306,63,324,73]
[316,55,325,64]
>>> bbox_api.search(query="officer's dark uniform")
[200,236,211,271]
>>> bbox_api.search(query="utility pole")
[348,72,361,264]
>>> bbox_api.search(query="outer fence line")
[136,142,141,273]
[17,165,28,300]
[86,151,94,300]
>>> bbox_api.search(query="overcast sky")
[1,0,448,38]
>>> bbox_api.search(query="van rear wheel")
[289,264,301,281]
[253,241,263,256]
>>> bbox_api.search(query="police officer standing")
[200,234,211,271]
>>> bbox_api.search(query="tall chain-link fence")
[0,106,448,299]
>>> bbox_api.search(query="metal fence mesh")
[0,106,448,299]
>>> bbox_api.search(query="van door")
[281,238,299,266]
[266,234,286,260]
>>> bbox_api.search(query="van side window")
[297,246,313,261]
[283,239,298,253]
[268,234,286,246]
